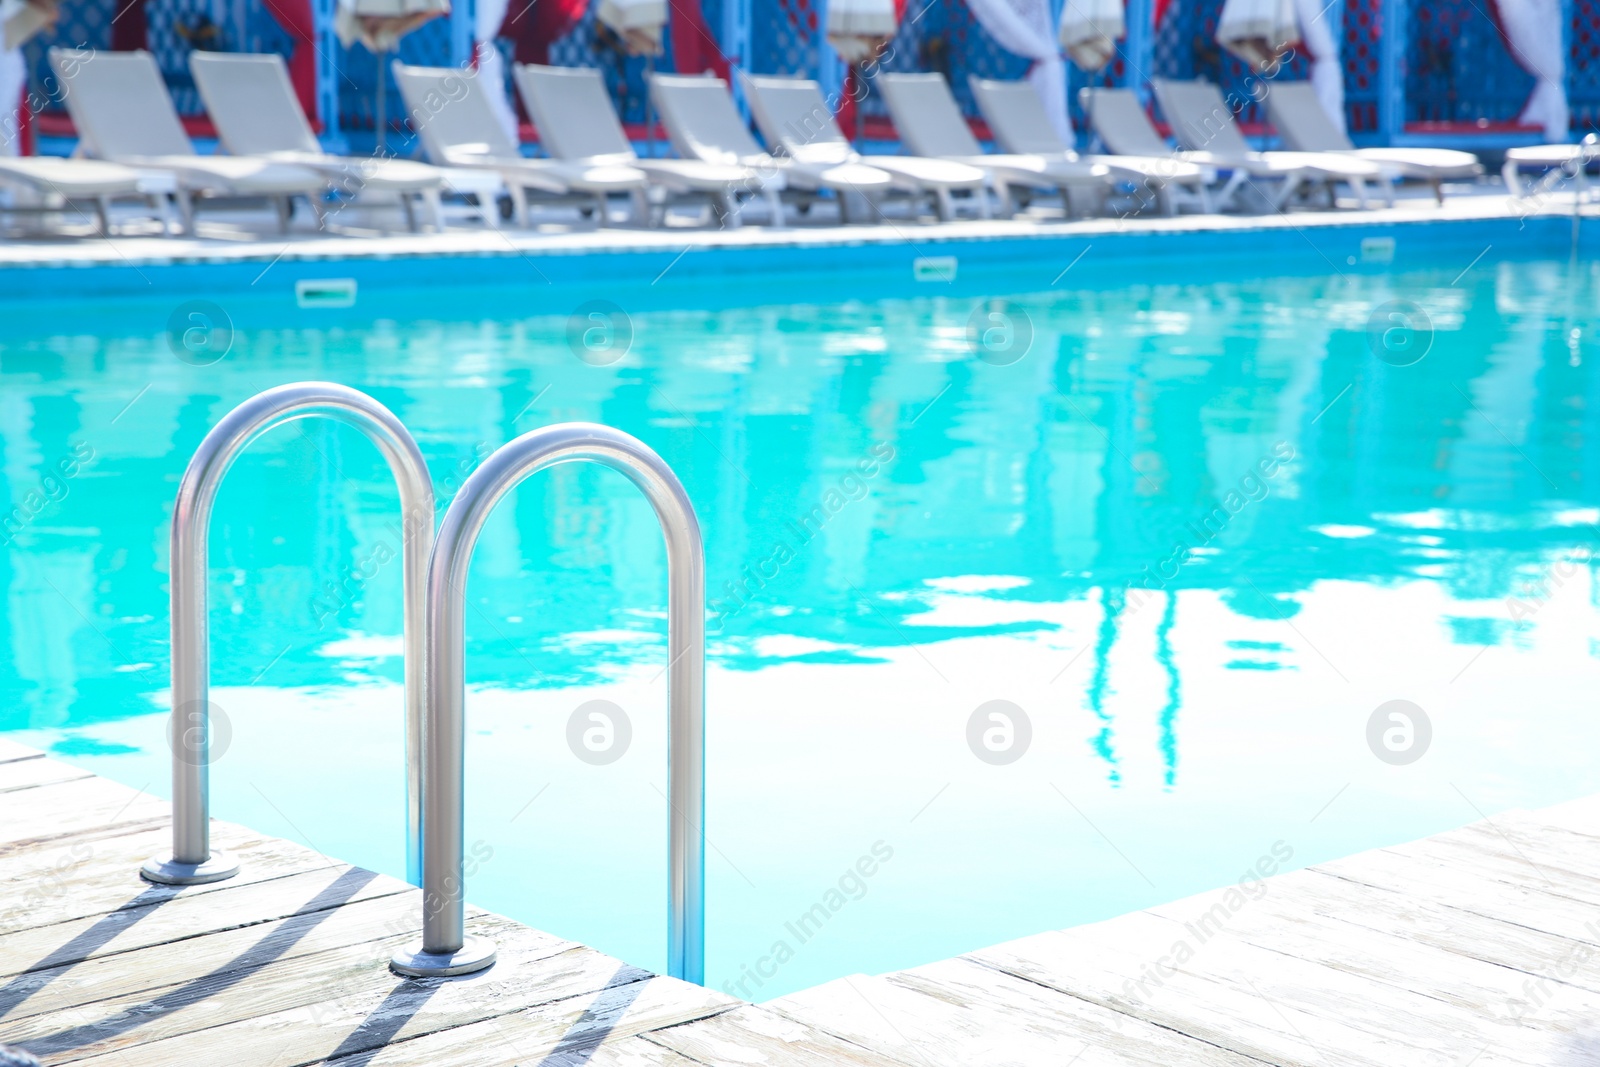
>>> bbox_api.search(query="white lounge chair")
[1149,79,1388,210]
[0,157,174,236]
[1266,82,1481,204]
[877,73,1113,218]
[739,72,990,221]
[48,48,328,234]
[514,63,781,228]
[1502,136,1600,200]
[190,52,501,232]
[968,75,1212,216]
[392,61,648,227]
[649,72,899,223]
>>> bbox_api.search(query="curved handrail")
[142,383,434,887]
[390,423,705,982]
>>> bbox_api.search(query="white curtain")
[1291,0,1343,134]
[965,0,1070,141]
[476,0,517,143]
[1495,0,1568,139]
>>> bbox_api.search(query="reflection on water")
[3,247,1599,995]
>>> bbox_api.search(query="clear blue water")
[4,230,1600,1000]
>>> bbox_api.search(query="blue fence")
[1406,0,1536,126]
[17,0,1600,149]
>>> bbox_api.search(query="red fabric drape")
[262,0,320,126]
[669,0,730,77]
[18,82,32,155]
[110,0,147,50]
[835,0,907,134]
[501,0,588,63]
[499,0,726,75]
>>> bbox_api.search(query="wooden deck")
[5,736,1600,1065]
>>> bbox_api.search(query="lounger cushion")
[634,158,777,192]
[0,158,155,197]
[1352,148,1482,180]
[121,155,326,195]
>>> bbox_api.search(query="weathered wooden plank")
[525,1037,708,1067]
[319,973,736,1067]
[0,823,170,916]
[3,912,542,1062]
[1147,867,1600,1026]
[1319,848,1600,955]
[0,757,91,794]
[0,825,340,943]
[1526,794,1600,839]
[643,1006,914,1067]
[0,779,167,848]
[771,961,1263,1067]
[0,740,43,765]
[1389,820,1600,895]
[970,907,1558,1067]
[0,873,417,1023]
[43,921,627,1067]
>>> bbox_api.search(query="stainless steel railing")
[390,423,706,983]
[143,383,434,887]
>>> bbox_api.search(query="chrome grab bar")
[390,423,706,982]
[143,383,434,887]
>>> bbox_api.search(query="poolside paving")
[0,180,1587,275]
[5,738,1600,1063]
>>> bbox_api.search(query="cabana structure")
[10,0,1598,155]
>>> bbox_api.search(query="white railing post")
[143,383,434,888]
[390,423,706,983]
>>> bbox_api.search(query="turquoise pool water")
[3,224,1600,1000]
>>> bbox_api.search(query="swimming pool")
[3,218,1599,1000]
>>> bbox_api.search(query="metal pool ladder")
[389,423,706,983]
[144,383,434,886]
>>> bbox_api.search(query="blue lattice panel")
[337,18,455,134]
[751,0,820,76]
[22,0,110,110]
[1572,0,1600,131]
[547,12,643,127]
[26,0,295,119]
[868,0,1028,122]
[1343,0,1379,132]
[540,12,730,128]
[1150,0,1309,127]
[1405,0,1534,125]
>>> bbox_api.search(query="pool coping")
[7,736,1600,1064]
[0,189,1589,273]
[0,189,1591,307]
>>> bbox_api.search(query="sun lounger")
[392,61,649,227]
[876,73,1113,218]
[968,76,1211,215]
[0,156,174,235]
[514,63,782,228]
[1149,79,1388,210]
[649,72,900,223]
[1502,137,1600,200]
[1266,81,1481,204]
[48,48,328,234]
[190,51,503,232]
[1083,85,1280,211]
[739,72,990,221]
